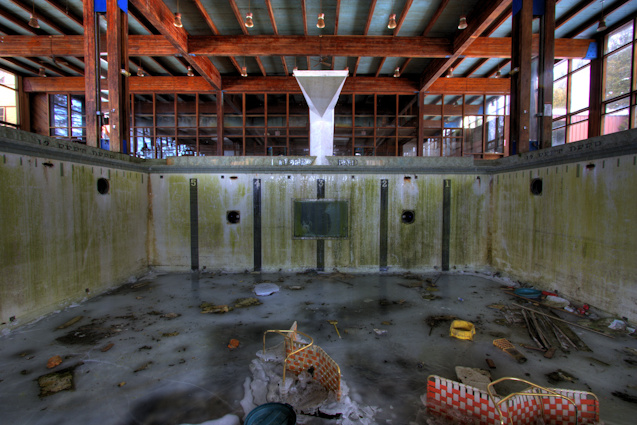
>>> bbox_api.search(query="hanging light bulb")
[241,66,248,77]
[495,69,502,78]
[597,1,607,32]
[38,67,46,77]
[317,13,325,29]
[458,15,468,30]
[393,67,400,78]
[388,14,397,29]
[245,12,254,28]
[446,68,453,78]
[187,66,194,77]
[29,0,39,28]
[137,67,144,77]
[173,12,183,28]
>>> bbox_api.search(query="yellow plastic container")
[449,320,476,341]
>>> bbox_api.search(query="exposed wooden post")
[588,48,603,138]
[17,76,31,132]
[510,0,533,154]
[539,0,555,149]
[83,0,99,147]
[107,0,129,153]
[216,90,224,156]
[417,90,424,156]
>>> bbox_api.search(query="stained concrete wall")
[0,129,149,327]
[491,151,637,320]
[148,169,490,273]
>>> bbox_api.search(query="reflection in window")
[552,59,590,144]
[0,70,18,128]
[49,94,85,142]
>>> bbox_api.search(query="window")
[601,21,635,135]
[552,59,591,145]
[0,70,18,128]
[424,94,508,157]
[48,94,86,142]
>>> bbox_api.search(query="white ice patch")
[254,283,280,296]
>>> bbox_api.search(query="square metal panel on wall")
[292,199,349,239]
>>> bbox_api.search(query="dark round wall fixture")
[97,178,110,195]
[401,210,415,224]
[227,211,240,224]
[530,178,543,195]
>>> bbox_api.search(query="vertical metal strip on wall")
[253,178,262,271]
[380,179,388,271]
[442,179,451,271]
[317,179,325,271]
[189,178,199,271]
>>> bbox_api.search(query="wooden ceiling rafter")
[149,57,174,76]
[54,57,84,75]
[422,0,452,37]
[374,0,414,78]
[301,0,310,70]
[462,5,513,77]
[556,0,596,29]
[128,5,158,35]
[420,0,512,91]
[0,23,20,36]
[128,0,221,90]
[264,0,288,75]
[41,0,82,27]
[564,0,631,38]
[0,6,40,35]
[7,0,68,35]
[24,56,70,76]
[353,0,378,76]
[228,0,267,76]
[2,57,43,76]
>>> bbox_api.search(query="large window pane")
[553,78,567,117]
[554,61,568,80]
[602,109,630,134]
[156,94,175,127]
[606,22,633,54]
[570,67,590,112]
[50,94,68,128]
[604,46,632,100]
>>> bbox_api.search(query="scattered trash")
[37,363,83,397]
[131,281,150,289]
[234,298,262,308]
[288,286,304,290]
[57,316,83,329]
[609,319,627,331]
[493,339,527,363]
[254,283,280,296]
[327,321,341,339]
[485,359,496,369]
[577,304,590,315]
[139,346,152,350]
[546,369,577,384]
[613,392,637,404]
[134,362,152,372]
[381,321,392,326]
[373,329,387,335]
[422,293,442,301]
[543,295,570,309]
[449,320,476,341]
[162,332,179,337]
[101,343,114,352]
[514,288,542,300]
[487,304,505,310]
[118,382,126,387]
[201,302,232,314]
[425,315,456,336]
[19,352,27,357]
[46,356,62,369]
[228,339,240,349]
[162,313,181,319]
[398,282,422,288]
[278,277,285,282]
[425,287,439,292]
[457,298,464,302]
[624,347,637,356]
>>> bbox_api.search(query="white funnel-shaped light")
[294,70,348,164]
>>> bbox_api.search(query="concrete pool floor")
[1,271,636,424]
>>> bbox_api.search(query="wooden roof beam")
[2,57,42,75]
[375,0,414,77]
[354,0,377,76]
[332,0,341,70]
[129,0,220,90]
[228,0,267,76]
[420,0,512,91]
[302,0,309,69]
[0,35,594,59]
[128,4,158,35]
[564,0,631,38]
[422,0,451,37]
[556,0,595,29]
[24,57,70,76]
[41,0,83,27]
[0,6,40,35]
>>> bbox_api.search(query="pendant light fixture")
[388,14,397,29]
[137,59,144,77]
[39,67,46,77]
[317,0,325,28]
[241,57,248,77]
[446,67,453,78]
[29,0,40,29]
[597,1,607,32]
[495,60,502,78]
[187,66,194,77]
[245,0,254,28]
[458,0,467,30]
[393,67,400,78]
[173,0,183,28]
